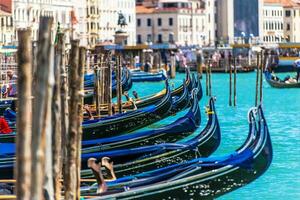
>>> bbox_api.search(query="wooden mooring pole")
[205,60,209,96]
[229,57,233,106]
[117,55,123,113]
[76,46,85,198]
[15,28,32,200]
[233,57,237,107]
[260,50,265,104]
[65,40,81,200]
[59,33,69,195]
[255,53,260,106]
[208,60,212,97]
[52,32,63,200]
[107,54,113,116]
[94,65,100,117]
[31,16,54,200]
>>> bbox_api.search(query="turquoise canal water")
[128,72,300,200]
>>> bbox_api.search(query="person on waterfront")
[144,62,152,72]
[83,104,94,120]
[0,116,12,134]
[134,55,140,68]
[1,83,9,98]
[6,70,17,81]
[294,59,300,82]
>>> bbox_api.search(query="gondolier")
[295,59,300,82]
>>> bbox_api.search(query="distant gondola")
[130,69,166,82]
[80,95,220,179]
[265,70,300,88]
[80,105,272,199]
[122,68,192,110]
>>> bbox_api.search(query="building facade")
[283,0,300,42]
[0,10,14,45]
[261,0,300,44]
[86,0,100,47]
[263,0,284,44]
[12,0,87,45]
[136,0,215,46]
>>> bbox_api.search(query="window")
[147,18,151,26]
[147,34,152,42]
[1,18,4,27]
[169,18,173,26]
[137,34,142,44]
[285,10,291,17]
[287,23,290,31]
[168,33,174,43]
[158,18,162,26]
[137,18,141,26]
[158,34,163,43]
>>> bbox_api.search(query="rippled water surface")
[129,72,300,200]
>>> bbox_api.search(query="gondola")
[80,105,272,199]
[81,84,198,150]
[84,68,133,104]
[0,69,132,114]
[122,68,192,110]
[84,71,117,88]
[0,88,198,179]
[265,70,300,88]
[81,80,172,140]
[80,95,220,179]
[0,77,194,143]
[130,69,166,82]
[0,80,172,143]
[0,84,199,157]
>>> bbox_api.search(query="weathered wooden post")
[255,53,260,106]
[65,40,80,200]
[94,65,100,116]
[107,53,113,116]
[99,54,104,108]
[233,57,237,106]
[31,16,54,200]
[170,52,176,79]
[52,33,63,200]
[116,55,123,113]
[59,33,69,194]
[229,57,233,106]
[76,46,85,198]
[208,60,212,97]
[260,50,266,104]
[16,28,32,200]
[205,60,209,96]
[32,40,37,90]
